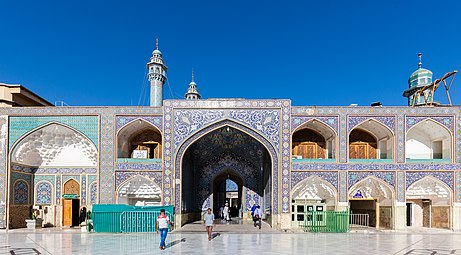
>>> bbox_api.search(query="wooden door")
[63,199,73,226]
[64,179,80,195]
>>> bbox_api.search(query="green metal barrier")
[121,211,173,232]
[304,211,350,233]
[92,204,174,233]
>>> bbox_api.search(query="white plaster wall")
[406,139,431,159]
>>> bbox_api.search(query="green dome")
[409,67,433,87]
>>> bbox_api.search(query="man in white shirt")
[253,205,263,229]
[156,209,171,250]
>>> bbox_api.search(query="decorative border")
[292,163,461,171]
[11,164,97,174]
[115,162,162,171]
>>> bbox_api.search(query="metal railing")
[350,213,369,227]
[121,211,173,233]
[304,211,350,233]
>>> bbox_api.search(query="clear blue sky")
[1,1,460,106]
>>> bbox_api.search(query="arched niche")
[64,179,80,195]
[292,119,336,159]
[406,119,452,161]
[406,176,451,229]
[291,176,336,207]
[117,119,162,160]
[406,176,451,206]
[349,119,394,160]
[349,177,394,207]
[11,123,97,167]
[35,181,53,205]
[117,176,162,206]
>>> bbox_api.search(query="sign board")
[132,149,148,159]
[62,194,79,199]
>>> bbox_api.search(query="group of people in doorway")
[155,203,263,250]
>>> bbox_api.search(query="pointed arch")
[349,119,395,160]
[407,176,452,206]
[117,175,162,206]
[63,179,80,196]
[175,119,278,216]
[406,118,452,160]
[292,119,337,160]
[117,118,162,159]
[13,179,29,205]
[349,176,394,206]
[10,122,98,167]
[291,175,337,206]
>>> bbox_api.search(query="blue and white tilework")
[115,116,163,133]
[13,180,29,205]
[36,181,52,205]
[406,171,454,189]
[348,171,395,188]
[291,171,338,189]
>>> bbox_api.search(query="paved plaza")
[1,228,461,255]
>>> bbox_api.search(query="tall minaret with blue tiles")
[147,39,168,107]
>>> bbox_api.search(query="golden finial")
[418,53,422,68]
[156,37,159,50]
[192,69,195,82]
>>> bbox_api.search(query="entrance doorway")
[179,124,273,226]
[63,179,80,227]
[349,199,378,227]
[213,173,243,218]
[63,199,80,227]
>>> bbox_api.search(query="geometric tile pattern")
[397,171,405,202]
[100,113,115,203]
[115,171,162,191]
[90,182,97,204]
[81,175,87,205]
[456,171,461,203]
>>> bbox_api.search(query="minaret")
[146,38,168,107]
[185,70,201,100]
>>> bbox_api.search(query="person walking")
[204,208,215,241]
[251,203,257,217]
[223,203,230,221]
[253,205,263,229]
[156,209,171,250]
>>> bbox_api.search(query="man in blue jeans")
[156,209,171,250]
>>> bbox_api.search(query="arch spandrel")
[406,176,452,206]
[291,176,337,206]
[349,176,394,206]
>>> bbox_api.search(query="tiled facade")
[0,103,460,229]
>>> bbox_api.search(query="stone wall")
[432,206,450,229]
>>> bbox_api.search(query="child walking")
[156,209,171,250]
[204,208,215,241]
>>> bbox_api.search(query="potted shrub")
[25,208,43,229]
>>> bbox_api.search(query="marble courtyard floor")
[1,227,461,255]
